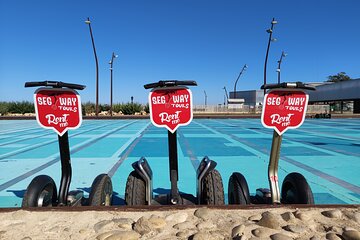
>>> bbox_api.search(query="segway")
[22,81,113,207]
[228,82,315,205]
[125,80,224,205]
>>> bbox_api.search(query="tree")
[326,72,351,83]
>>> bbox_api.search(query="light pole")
[223,86,229,105]
[85,17,100,117]
[233,64,248,99]
[109,52,118,116]
[204,90,207,108]
[276,51,287,84]
[264,18,278,94]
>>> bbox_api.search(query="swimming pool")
[0,118,359,207]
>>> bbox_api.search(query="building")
[230,78,360,113]
[229,90,264,107]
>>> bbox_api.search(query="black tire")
[22,175,57,207]
[281,172,314,204]
[89,174,113,206]
[200,169,225,205]
[228,172,251,205]
[125,171,146,205]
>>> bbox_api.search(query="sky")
[0,0,359,105]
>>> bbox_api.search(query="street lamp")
[223,86,229,105]
[109,52,118,116]
[276,51,287,84]
[264,18,278,94]
[85,17,100,117]
[233,64,248,99]
[204,90,207,108]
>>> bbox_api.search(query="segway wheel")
[22,175,57,207]
[228,172,251,205]
[125,171,146,205]
[200,169,225,205]
[281,172,314,204]
[89,174,113,206]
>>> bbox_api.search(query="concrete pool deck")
[0,118,359,207]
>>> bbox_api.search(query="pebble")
[96,230,139,240]
[232,224,246,238]
[148,215,166,229]
[322,210,343,219]
[173,221,197,230]
[21,238,32,240]
[252,227,275,238]
[342,230,360,240]
[196,221,215,230]
[248,214,262,221]
[309,236,322,240]
[294,210,311,221]
[133,216,152,235]
[191,231,212,240]
[112,218,134,230]
[94,220,113,233]
[284,224,307,233]
[194,208,211,221]
[326,233,342,240]
[177,228,198,238]
[104,231,140,240]
[281,212,295,222]
[257,211,282,229]
[352,212,360,224]
[165,212,188,224]
[270,233,293,240]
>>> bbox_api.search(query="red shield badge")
[34,88,82,136]
[261,89,308,135]
[149,87,193,133]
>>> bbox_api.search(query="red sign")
[261,89,308,135]
[34,88,82,136]
[149,87,193,133]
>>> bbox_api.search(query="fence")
[193,104,331,114]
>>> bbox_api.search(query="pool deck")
[0,118,359,207]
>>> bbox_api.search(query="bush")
[100,104,110,112]
[82,101,95,115]
[144,103,149,114]
[112,103,123,113]
[120,102,143,115]
[0,102,9,115]
[0,101,35,115]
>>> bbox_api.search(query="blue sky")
[0,0,359,105]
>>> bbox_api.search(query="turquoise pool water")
[0,118,359,207]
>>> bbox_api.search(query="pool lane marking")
[192,120,269,159]
[0,122,101,146]
[0,121,121,160]
[0,121,138,192]
[177,130,200,170]
[202,119,360,196]
[107,122,151,177]
[222,118,360,157]
[0,125,40,135]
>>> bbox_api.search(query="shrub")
[143,103,149,114]
[82,101,95,115]
[0,102,10,115]
[7,101,34,114]
[121,102,143,115]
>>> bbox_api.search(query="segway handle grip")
[261,82,316,91]
[25,81,86,90]
[144,80,197,89]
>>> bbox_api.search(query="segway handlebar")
[24,81,86,90]
[261,82,316,91]
[144,80,197,89]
